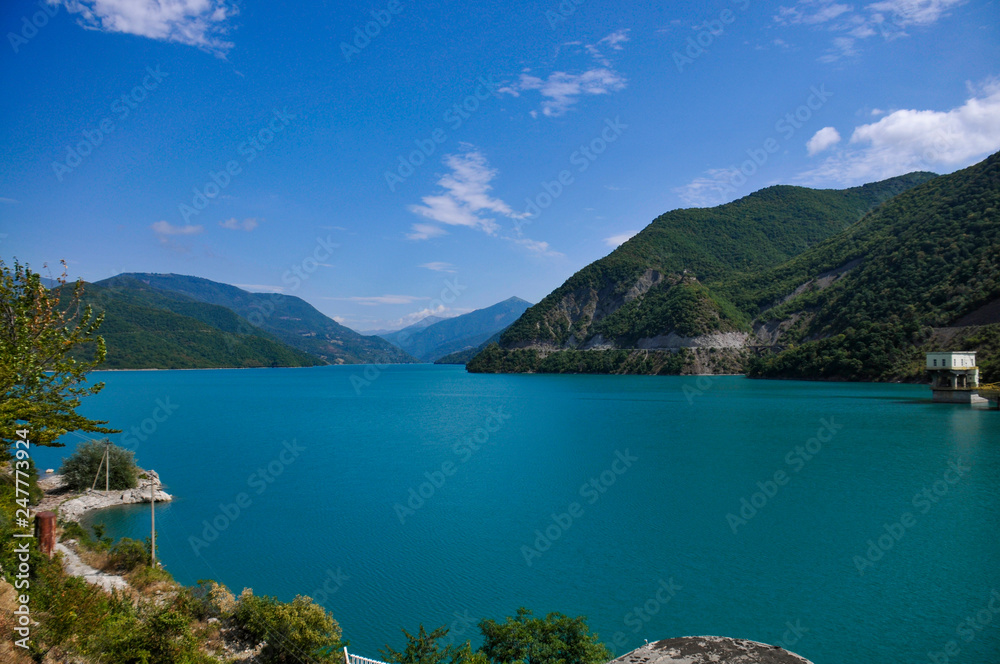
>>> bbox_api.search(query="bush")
[60,439,138,491]
[233,589,343,663]
[108,537,149,572]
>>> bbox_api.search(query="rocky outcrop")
[48,470,172,523]
[636,331,750,350]
[609,637,813,664]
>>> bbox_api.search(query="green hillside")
[498,172,934,350]
[62,282,322,369]
[98,274,417,365]
[471,153,1000,380]
[745,151,1000,381]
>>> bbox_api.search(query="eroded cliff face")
[508,269,667,350]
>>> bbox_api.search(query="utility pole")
[150,472,156,566]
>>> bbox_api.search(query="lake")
[32,365,1000,664]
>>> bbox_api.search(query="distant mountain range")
[64,273,417,369]
[365,316,444,338]
[469,153,1000,381]
[377,297,532,362]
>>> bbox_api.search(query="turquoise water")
[33,365,1000,664]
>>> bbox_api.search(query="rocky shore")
[37,469,173,522]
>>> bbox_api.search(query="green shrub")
[108,537,149,572]
[233,589,343,662]
[129,564,175,590]
[60,439,138,491]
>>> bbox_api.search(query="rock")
[610,638,814,664]
[52,471,173,523]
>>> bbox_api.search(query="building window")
[933,359,937,366]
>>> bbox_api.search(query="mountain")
[742,151,1000,381]
[62,280,322,369]
[382,297,532,362]
[434,329,505,365]
[94,273,417,365]
[373,316,445,343]
[466,165,1000,377]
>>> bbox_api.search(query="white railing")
[345,648,391,664]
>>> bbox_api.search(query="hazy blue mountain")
[383,297,531,362]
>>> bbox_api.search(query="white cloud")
[503,68,626,118]
[407,149,522,238]
[0,197,19,204]
[151,220,203,236]
[796,82,1000,185]
[500,30,629,117]
[673,167,744,208]
[506,237,564,257]
[408,149,562,257]
[57,0,238,55]
[419,262,457,273]
[219,217,259,231]
[867,0,966,26]
[807,126,842,155]
[818,36,859,62]
[775,1,853,25]
[407,224,448,241]
[603,231,639,248]
[774,0,965,61]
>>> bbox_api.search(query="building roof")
[607,637,813,664]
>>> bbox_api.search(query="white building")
[926,351,985,403]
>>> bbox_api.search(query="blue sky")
[1,0,998,331]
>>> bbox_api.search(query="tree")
[478,608,610,664]
[59,439,138,491]
[381,625,487,664]
[232,589,343,663]
[0,259,118,452]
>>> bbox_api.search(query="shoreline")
[37,470,172,523]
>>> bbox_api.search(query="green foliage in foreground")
[0,259,119,449]
[382,625,487,664]
[382,609,610,664]
[59,439,138,491]
[479,608,612,664]
[232,589,344,663]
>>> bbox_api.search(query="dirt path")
[55,542,129,592]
